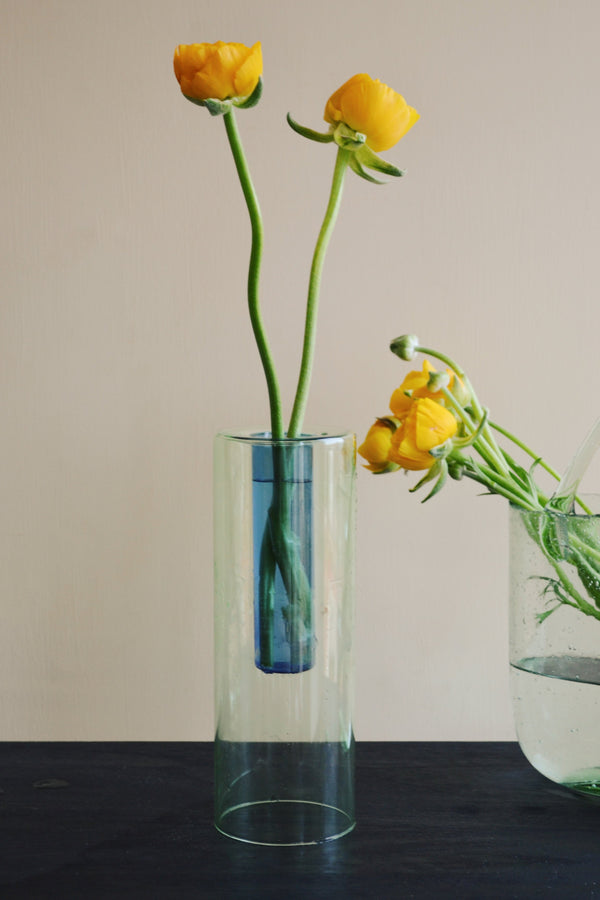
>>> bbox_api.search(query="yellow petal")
[389,399,457,470]
[389,423,434,470]
[413,398,457,451]
[173,41,262,102]
[324,73,419,152]
[233,42,263,98]
[389,361,432,417]
[389,360,449,418]
[358,420,394,469]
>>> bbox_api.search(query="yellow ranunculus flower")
[173,41,262,103]
[324,73,419,153]
[358,419,398,473]
[389,398,457,471]
[390,360,453,419]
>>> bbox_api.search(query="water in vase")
[511,655,600,795]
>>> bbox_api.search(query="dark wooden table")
[1,742,599,898]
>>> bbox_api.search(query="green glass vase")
[510,496,600,796]
[213,430,356,844]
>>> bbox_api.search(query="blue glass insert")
[252,438,314,673]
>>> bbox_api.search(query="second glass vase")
[510,497,600,796]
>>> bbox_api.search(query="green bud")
[450,376,470,407]
[390,334,420,361]
[427,371,450,392]
[447,458,465,481]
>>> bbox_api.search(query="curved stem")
[287,147,350,438]
[489,420,561,482]
[460,459,543,511]
[223,110,284,439]
[417,344,509,476]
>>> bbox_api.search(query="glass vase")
[509,497,600,796]
[213,430,356,844]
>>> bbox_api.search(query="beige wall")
[3,0,600,739]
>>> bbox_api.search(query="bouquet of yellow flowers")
[174,41,418,671]
[360,334,600,623]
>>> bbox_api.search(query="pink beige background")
[3,0,600,739]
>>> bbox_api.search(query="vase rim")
[216,429,355,445]
[510,494,600,519]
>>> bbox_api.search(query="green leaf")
[234,77,263,110]
[286,113,334,143]
[536,602,563,623]
[349,154,384,184]
[409,460,448,501]
[182,80,263,116]
[540,515,566,560]
[372,462,401,474]
[356,145,404,178]
[182,94,230,116]
[575,552,600,608]
[506,460,528,487]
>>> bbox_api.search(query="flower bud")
[358,418,400,473]
[173,41,263,111]
[324,74,419,153]
[290,73,415,184]
[450,375,470,407]
[389,398,458,471]
[390,360,448,418]
[390,334,420,361]
[447,458,465,480]
[426,371,450,393]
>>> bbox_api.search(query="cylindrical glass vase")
[509,497,600,796]
[213,430,356,844]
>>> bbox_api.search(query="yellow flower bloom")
[389,398,457,471]
[358,419,398,473]
[324,73,419,153]
[173,41,262,103]
[390,360,453,419]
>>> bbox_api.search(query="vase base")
[215,799,355,845]
[214,738,355,845]
[561,773,600,798]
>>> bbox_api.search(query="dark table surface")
[1,741,599,899]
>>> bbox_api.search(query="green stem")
[459,456,543,510]
[418,345,509,476]
[517,512,600,621]
[287,147,350,438]
[570,532,600,565]
[223,110,284,439]
[550,561,600,619]
[489,420,561,482]
[258,524,276,668]
[489,420,592,514]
